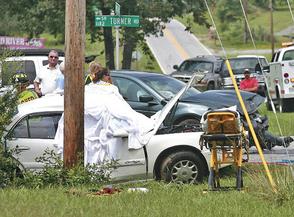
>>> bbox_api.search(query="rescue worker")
[239,68,258,93]
[86,62,123,100]
[85,61,102,85]
[13,72,39,104]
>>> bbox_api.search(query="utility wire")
[203,0,227,58]
[286,0,294,23]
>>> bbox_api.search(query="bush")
[0,146,22,188]
[16,149,117,188]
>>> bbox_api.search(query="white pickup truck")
[267,45,294,112]
[0,49,65,88]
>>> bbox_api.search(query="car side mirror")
[173,65,178,70]
[139,95,154,103]
[263,66,270,73]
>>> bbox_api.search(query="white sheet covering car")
[4,76,210,183]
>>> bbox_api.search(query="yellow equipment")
[200,110,249,191]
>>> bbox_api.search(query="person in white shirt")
[34,50,62,96]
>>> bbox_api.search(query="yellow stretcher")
[200,111,249,191]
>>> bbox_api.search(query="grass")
[259,104,294,136]
[0,105,293,217]
[177,7,294,58]
[0,177,293,217]
[3,102,293,217]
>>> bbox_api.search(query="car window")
[11,117,29,138]
[272,51,280,62]
[193,62,213,73]
[10,113,61,139]
[1,60,36,85]
[140,74,200,99]
[282,50,294,61]
[112,77,148,102]
[259,58,268,67]
[224,58,260,75]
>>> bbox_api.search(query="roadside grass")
[1,175,294,217]
[177,7,294,56]
[259,104,294,136]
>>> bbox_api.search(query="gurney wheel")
[208,169,216,190]
[236,167,243,190]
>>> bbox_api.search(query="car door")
[112,76,162,117]
[110,134,147,181]
[6,112,62,170]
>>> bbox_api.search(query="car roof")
[236,55,267,59]
[185,55,224,62]
[276,46,294,53]
[17,94,64,115]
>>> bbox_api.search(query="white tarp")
[54,83,155,164]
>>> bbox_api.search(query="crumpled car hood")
[181,89,265,115]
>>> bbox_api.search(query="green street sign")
[95,15,140,27]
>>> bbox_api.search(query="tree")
[1,0,209,70]
[0,50,18,140]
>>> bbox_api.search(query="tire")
[277,96,284,113]
[207,82,215,90]
[278,98,294,112]
[266,100,273,111]
[236,167,243,191]
[177,118,200,126]
[160,151,206,184]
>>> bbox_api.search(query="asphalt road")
[248,143,294,164]
[146,19,212,74]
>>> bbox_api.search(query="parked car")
[171,55,269,96]
[221,55,269,96]
[111,70,263,126]
[170,55,224,91]
[0,48,95,91]
[3,82,211,184]
[266,45,294,112]
[0,49,65,88]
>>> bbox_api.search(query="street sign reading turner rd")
[95,15,140,27]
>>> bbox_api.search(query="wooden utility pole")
[64,0,85,168]
[270,0,274,56]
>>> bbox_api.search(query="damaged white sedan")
[3,78,210,184]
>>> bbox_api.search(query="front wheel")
[277,96,284,113]
[160,151,206,184]
[207,82,215,90]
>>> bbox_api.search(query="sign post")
[115,2,120,70]
[95,3,140,70]
[115,2,120,16]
